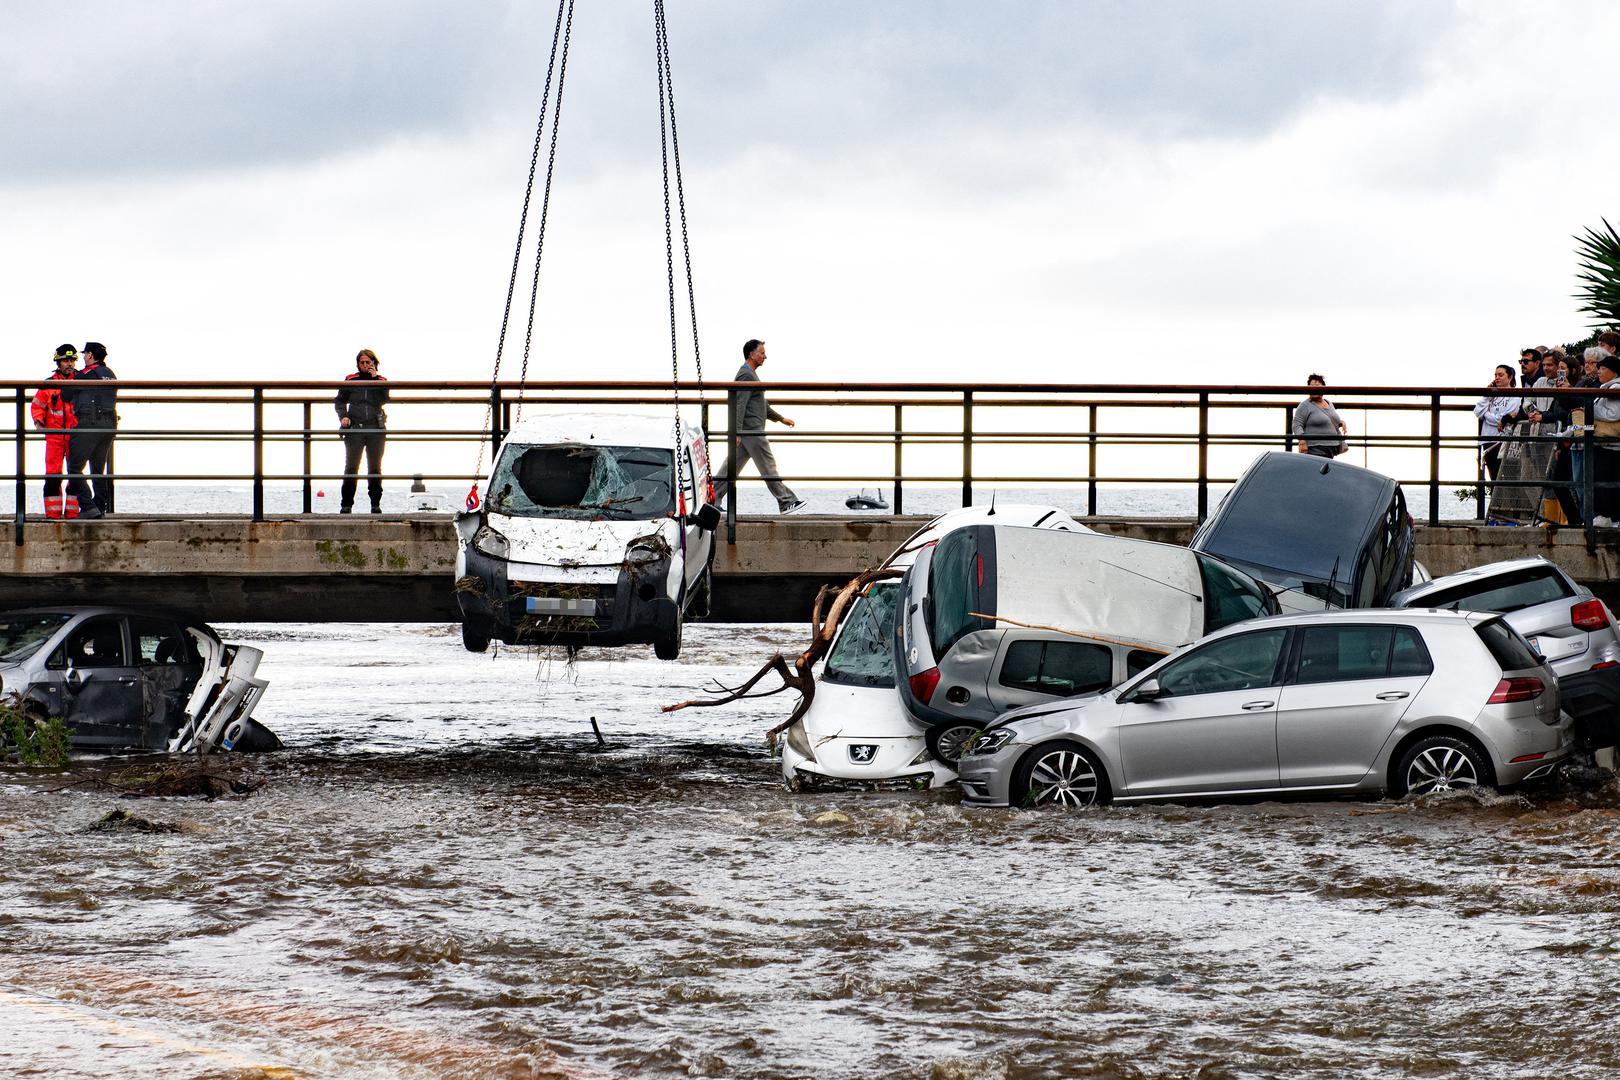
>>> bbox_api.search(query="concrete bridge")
[3,515,1616,622]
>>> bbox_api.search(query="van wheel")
[460,622,490,654]
[926,720,983,765]
[654,608,683,661]
[1013,740,1111,809]
[1394,735,1491,797]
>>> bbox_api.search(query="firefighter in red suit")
[31,345,79,517]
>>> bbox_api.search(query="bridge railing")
[6,379,1615,549]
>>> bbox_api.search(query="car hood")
[485,513,677,568]
[987,691,1109,732]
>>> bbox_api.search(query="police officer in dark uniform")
[335,348,388,513]
[62,341,117,519]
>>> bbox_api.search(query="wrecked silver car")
[0,606,274,753]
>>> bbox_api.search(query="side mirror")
[694,503,721,532]
[1125,678,1163,703]
[65,667,83,692]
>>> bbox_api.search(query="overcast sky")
[4,0,1617,390]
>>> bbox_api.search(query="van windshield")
[487,444,674,520]
[824,582,899,687]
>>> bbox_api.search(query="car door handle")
[1375,691,1410,701]
[1241,700,1274,710]
[116,677,140,684]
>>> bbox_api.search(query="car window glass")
[1156,629,1287,698]
[1389,626,1433,677]
[130,617,194,666]
[62,616,127,668]
[999,640,1112,697]
[1416,566,1574,615]
[1354,551,1377,608]
[824,583,899,687]
[1126,649,1164,678]
[928,530,979,660]
[0,613,71,664]
[1295,625,1393,685]
[1476,619,1539,671]
[1197,555,1274,631]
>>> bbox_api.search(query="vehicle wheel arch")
[1010,736,1114,808]
[1384,723,1497,794]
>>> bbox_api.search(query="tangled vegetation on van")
[662,566,902,745]
[1,694,72,768]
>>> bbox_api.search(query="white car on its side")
[780,505,1088,791]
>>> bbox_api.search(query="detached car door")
[1275,624,1431,787]
[1117,628,1289,795]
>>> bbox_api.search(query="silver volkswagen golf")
[957,609,1570,808]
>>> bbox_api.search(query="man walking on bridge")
[712,339,806,514]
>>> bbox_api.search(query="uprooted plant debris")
[48,759,268,801]
[81,807,181,834]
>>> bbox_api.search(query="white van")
[453,413,719,659]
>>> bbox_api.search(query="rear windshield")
[928,530,981,660]
[0,614,71,664]
[1416,566,1574,615]
[488,444,674,520]
[1475,618,1541,671]
[824,582,899,687]
[1198,555,1276,632]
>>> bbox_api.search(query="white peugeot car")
[780,505,1088,791]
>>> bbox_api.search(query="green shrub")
[1,695,72,768]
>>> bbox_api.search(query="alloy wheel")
[1405,745,1480,794]
[1026,749,1101,807]
[931,723,980,763]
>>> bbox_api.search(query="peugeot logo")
[848,744,879,764]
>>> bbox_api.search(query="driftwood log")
[662,566,902,744]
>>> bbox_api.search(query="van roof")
[500,411,701,450]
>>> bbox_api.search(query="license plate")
[525,597,597,616]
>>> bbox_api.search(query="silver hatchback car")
[958,610,1570,808]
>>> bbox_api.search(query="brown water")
[4,624,1620,1079]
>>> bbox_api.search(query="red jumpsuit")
[31,372,77,517]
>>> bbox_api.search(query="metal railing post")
[726,388,738,545]
[489,386,504,452]
[14,389,25,546]
[1584,425,1596,553]
[1087,403,1098,516]
[302,401,313,513]
[1428,394,1441,526]
[252,388,265,521]
[962,390,974,507]
[1196,392,1209,521]
[1283,404,1294,451]
[893,403,904,515]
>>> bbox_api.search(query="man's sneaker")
[781,498,808,515]
[77,505,105,520]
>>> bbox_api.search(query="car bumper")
[780,734,954,790]
[456,545,676,646]
[955,745,1025,807]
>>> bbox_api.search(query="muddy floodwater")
[5,623,1620,1079]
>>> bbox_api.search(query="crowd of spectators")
[1475,330,1620,526]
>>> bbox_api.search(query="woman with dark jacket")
[335,349,388,513]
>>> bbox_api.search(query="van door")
[52,614,144,747]
[986,634,1117,715]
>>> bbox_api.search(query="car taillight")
[1593,661,1619,670]
[1488,677,1545,704]
[909,667,941,705]
[976,553,985,588]
[1572,599,1608,631]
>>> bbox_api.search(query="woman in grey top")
[1292,373,1347,458]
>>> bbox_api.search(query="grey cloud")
[1,1,1461,182]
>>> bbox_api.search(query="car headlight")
[626,545,663,565]
[968,728,1017,755]
[472,524,509,559]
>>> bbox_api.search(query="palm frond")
[1573,217,1620,330]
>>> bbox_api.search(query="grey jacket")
[733,363,783,432]
[1292,397,1344,453]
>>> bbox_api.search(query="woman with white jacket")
[1474,364,1521,482]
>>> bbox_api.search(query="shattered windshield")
[487,444,674,521]
[0,613,72,664]
[824,582,900,687]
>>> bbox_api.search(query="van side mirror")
[694,502,721,532]
[65,666,83,692]
[1124,678,1163,703]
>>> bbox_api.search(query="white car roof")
[500,411,700,450]
[884,503,1087,570]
